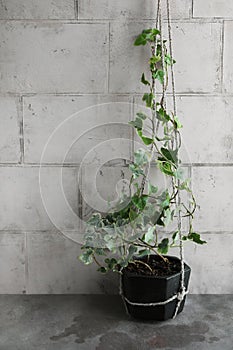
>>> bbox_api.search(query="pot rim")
[123,255,191,280]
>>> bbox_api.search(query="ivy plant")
[80,27,206,274]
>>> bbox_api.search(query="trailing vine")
[79,23,206,274]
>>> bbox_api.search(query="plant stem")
[130,260,153,273]
[93,255,102,268]
[138,239,169,263]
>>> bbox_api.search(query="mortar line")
[188,163,233,167]
[187,163,233,168]
[191,0,194,19]
[107,21,111,93]
[73,18,224,24]
[74,0,78,20]
[0,229,232,235]
[0,229,80,233]
[131,95,137,163]
[78,167,83,231]
[190,17,233,21]
[0,19,108,24]
[188,164,192,231]
[3,92,233,97]
[24,232,29,294]
[17,96,24,164]
[0,18,225,24]
[129,92,233,97]
[20,93,135,97]
[220,20,225,93]
[130,95,135,163]
[0,162,233,168]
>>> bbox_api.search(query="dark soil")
[125,256,181,277]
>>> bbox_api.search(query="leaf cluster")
[80,27,206,274]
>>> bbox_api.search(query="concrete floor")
[0,295,232,350]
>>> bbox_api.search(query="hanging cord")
[166,0,176,117]
[153,0,161,110]
[159,7,166,112]
[166,0,186,319]
[120,0,187,319]
[140,0,161,195]
[119,272,188,309]
[119,271,129,315]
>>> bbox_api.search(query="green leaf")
[150,55,161,65]
[137,249,151,258]
[158,160,174,176]
[155,135,172,142]
[142,93,154,108]
[163,208,172,226]
[148,183,158,195]
[141,73,150,86]
[98,267,107,273]
[174,115,183,129]
[188,233,207,245]
[134,149,150,166]
[144,226,155,244]
[129,117,143,130]
[171,231,179,245]
[165,54,176,66]
[142,29,153,34]
[156,214,165,226]
[104,234,112,242]
[128,232,143,242]
[95,248,106,256]
[132,195,148,211]
[129,163,144,179]
[103,234,117,251]
[105,258,118,270]
[153,70,165,84]
[128,245,137,260]
[174,167,185,180]
[150,28,160,36]
[178,179,192,192]
[129,208,138,221]
[160,147,178,165]
[158,238,169,254]
[134,29,160,46]
[139,28,160,43]
[118,258,129,268]
[136,112,147,120]
[134,33,147,46]
[87,213,102,227]
[157,107,170,123]
[137,129,153,145]
[105,240,116,250]
[159,190,171,209]
[79,250,93,265]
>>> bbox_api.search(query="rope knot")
[177,288,187,301]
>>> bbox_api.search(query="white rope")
[159,6,166,111]
[119,274,188,307]
[119,0,188,320]
[119,271,129,315]
[166,0,177,116]
[166,0,186,319]
[140,0,160,195]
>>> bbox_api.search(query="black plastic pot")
[121,255,191,321]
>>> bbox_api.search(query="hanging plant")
[79,0,206,321]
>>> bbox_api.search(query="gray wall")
[0,0,232,294]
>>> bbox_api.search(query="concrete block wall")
[0,0,232,294]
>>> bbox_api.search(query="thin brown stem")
[138,239,169,263]
[130,260,153,273]
[93,255,102,268]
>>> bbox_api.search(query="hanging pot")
[121,255,191,321]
